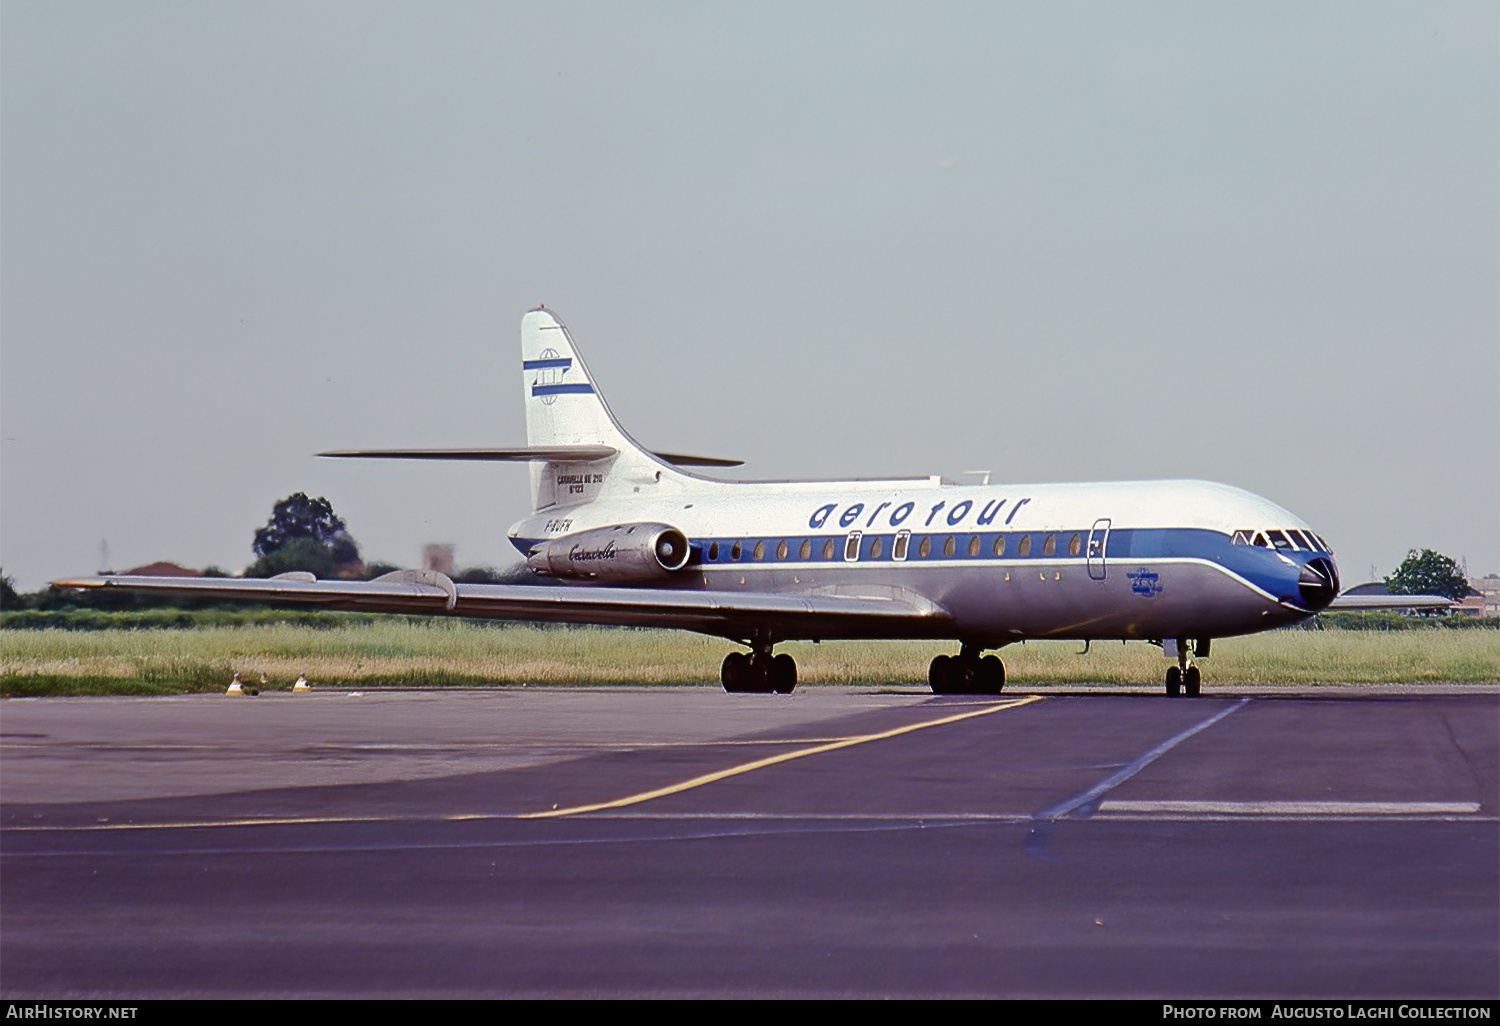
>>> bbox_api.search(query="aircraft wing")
[1325,593,1453,611]
[50,574,953,641]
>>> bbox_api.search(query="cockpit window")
[1266,530,1292,551]
[1232,530,1252,546]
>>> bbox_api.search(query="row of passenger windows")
[702,531,1089,564]
[1231,528,1330,553]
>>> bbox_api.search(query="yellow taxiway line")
[522,695,1043,819]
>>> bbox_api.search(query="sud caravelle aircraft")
[61,307,1363,697]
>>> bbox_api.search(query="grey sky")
[3,1,1496,592]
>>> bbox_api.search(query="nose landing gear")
[1165,640,1202,696]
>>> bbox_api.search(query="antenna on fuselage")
[964,470,992,486]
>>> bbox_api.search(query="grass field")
[2,621,1496,696]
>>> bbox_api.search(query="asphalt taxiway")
[2,686,1495,998]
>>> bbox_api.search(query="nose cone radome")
[1297,555,1340,612]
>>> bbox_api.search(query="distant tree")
[363,561,403,579]
[0,569,20,610]
[1385,549,1470,602]
[246,494,362,578]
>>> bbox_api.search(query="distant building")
[1469,576,1500,618]
[423,544,455,576]
[1341,582,1453,616]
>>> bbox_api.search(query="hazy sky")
[3,1,1496,592]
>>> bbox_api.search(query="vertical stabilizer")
[520,308,690,512]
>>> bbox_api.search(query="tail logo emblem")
[526,349,594,403]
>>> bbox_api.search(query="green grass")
[2,621,1496,696]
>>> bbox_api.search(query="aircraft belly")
[694,558,1286,643]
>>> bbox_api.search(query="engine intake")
[527,523,692,582]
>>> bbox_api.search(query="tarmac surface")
[2,685,1496,999]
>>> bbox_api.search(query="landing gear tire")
[722,652,749,693]
[1165,665,1182,697]
[1183,665,1201,697]
[929,651,1005,695]
[770,653,797,695]
[929,655,954,694]
[722,649,797,694]
[979,655,1005,695]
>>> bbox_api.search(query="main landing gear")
[1165,640,1202,697]
[929,644,1005,695]
[721,640,797,694]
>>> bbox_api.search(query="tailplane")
[319,308,738,513]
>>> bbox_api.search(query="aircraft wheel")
[1184,665,1201,697]
[980,655,1005,695]
[929,655,953,694]
[1165,665,1182,697]
[954,659,978,694]
[721,652,749,693]
[771,654,797,694]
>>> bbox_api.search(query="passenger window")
[799,539,811,560]
[844,532,862,562]
[968,536,980,557]
[919,537,931,559]
[708,542,720,561]
[871,537,884,559]
[1018,535,1032,556]
[753,541,765,561]
[943,536,956,558]
[823,539,836,560]
[1068,533,1081,557]
[894,531,910,561]
[1043,534,1056,557]
[992,535,1006,557]
[776,540,788,561]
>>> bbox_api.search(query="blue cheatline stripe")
[523,357,573,370]
[531,383,596,396]
[507,527,1308,601]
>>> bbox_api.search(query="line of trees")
[1,492,531,612]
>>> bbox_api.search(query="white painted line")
[1099,800,1481,815]
[1035,697,1252,821]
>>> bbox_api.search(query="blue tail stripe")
[532,383,596,396]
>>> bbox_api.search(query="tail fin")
[521,308,690,512]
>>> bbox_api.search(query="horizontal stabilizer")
[651,452,744,468]
[318,446,741,467]
[318,446,618,462]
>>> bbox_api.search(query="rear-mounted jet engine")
[526,523,691,582]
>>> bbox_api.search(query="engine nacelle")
[526,523,692,582]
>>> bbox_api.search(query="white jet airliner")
[60,307,1363,696]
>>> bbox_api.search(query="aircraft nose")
[1297,555,1340,611]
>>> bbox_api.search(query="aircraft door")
[1087,518,1111,581]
